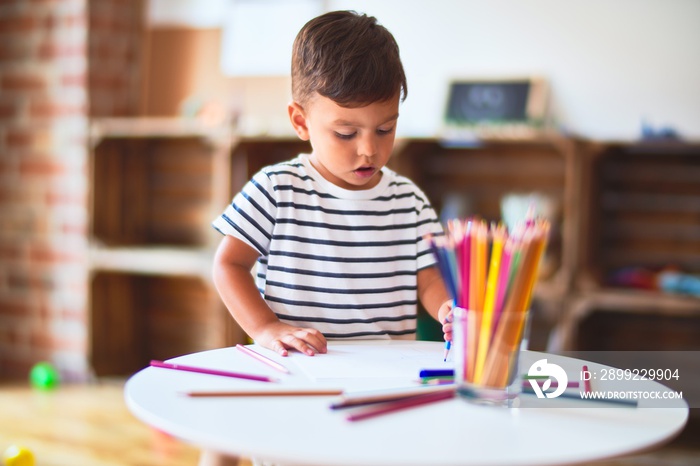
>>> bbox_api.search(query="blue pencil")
[443,341,451,361]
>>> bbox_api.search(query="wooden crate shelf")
[583,143,700,281]
[89,272,237,377]
[551,141,700,352]
[91,133,226,248]
[87,117,700,368]
[393,136,581,300]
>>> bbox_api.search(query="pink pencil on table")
[236,344,290,374]
[149,360,278,383]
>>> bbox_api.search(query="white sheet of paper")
[289,343,452,380]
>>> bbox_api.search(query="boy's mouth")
[353,165,376,178]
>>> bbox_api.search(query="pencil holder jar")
[453,306,530,407]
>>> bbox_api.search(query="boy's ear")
[288,102,310,141]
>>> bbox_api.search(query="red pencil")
[345,389,455,422]
[583,365,592,393]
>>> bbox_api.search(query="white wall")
[148,0,700,141]
[328,0,700,140]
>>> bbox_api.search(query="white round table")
[125,341,688,466]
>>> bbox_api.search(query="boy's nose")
[357,136,378,158]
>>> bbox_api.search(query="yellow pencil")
[474,224,505,383]
[475,221,488,313]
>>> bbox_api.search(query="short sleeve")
[211,169,278,256]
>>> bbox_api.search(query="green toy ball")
[29,361,59,390]
[3,445,35,466]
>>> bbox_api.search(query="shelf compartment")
[396,137,576,294]
[91,136,217,247]
[90,272,230,377]
[585,143,700,285]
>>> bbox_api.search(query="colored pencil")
[236,344,290,374]
[425,216,550,388]
[583,365,592,393]
[185,389,343,397]
[475,224,505,383]
[459,221,471,309]
[443,340,451,362]
[149,360,278,383]
[330,386,456,410]
[345,389,456,421]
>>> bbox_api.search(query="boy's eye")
[334,132,356,140]
[377,127,394,135]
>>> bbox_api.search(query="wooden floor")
[0,379,697,466]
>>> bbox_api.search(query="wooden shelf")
[550,288,700,351]
[87,117,700,373]
[88,118,240,376]
[88,245,214,279]
[89,117,233,145]
[392,136,581,299]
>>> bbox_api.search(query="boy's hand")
[437,300,453,343]
[256,322,327,357]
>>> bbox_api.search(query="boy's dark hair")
[291,10,407,107]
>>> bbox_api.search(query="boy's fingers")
[291,329,327,355]
[302,330,327,354]
[283,334,316,356]
[270,340,289,357]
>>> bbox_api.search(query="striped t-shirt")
[212,153,443,340]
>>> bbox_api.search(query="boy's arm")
[417,266,453,341]
[212,235,326,356]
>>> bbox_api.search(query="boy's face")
[288,94,399,191]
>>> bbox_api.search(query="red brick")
[0,298,35,317]
[29,101,86,118]
[37,42,85,59]
[0,99,19,120]
[0,15,40,34]
[19,158,66,176]
[1,72,47,92]
[28,243,84,264]
[0,42,28,62]
[28,329,53,351]
[5,128,35,149]
[0,158,17,175]
[0,327,24,346]
[7,268,54,293]
[0,358,36,381]
[0,243,24,262]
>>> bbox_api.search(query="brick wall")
[0,0,143,382]
[88,0,144,116]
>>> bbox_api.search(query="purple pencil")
[150,360,278,383]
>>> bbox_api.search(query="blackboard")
[445,80,537,124]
